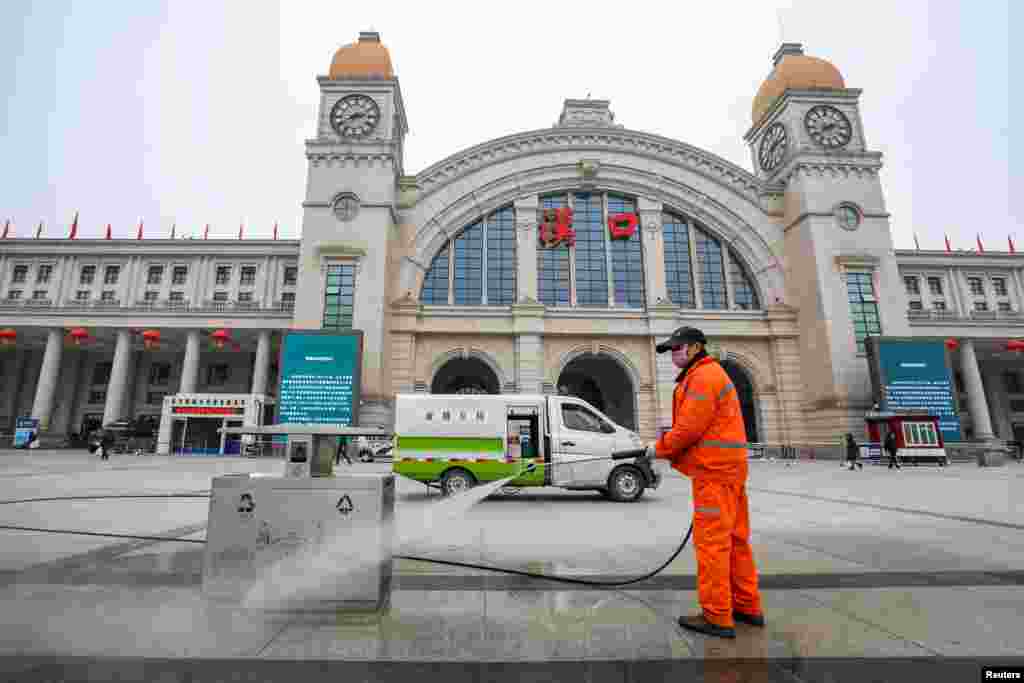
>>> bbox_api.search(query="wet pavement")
[0,450,1021,681]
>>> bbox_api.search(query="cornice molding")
[778,156,883,186]
[413,127,762,204]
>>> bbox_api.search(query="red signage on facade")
[172,406,244,416]
[539,207,575,248]
[608,213,638,239]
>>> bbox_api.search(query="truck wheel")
[607,466,645,503]
[441,468,476,496]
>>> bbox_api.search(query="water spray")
[395,449,695,587]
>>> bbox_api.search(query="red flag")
[170,223,176,239]
[36,221,43,238]
[945,234,952,252]
[136,220,143,240]
[976,234,985,253]
[204,224,209,240]
[239,222,244,240]
[1,220,8,239]
[105,224,112,240]
[273,222,278,240]
[1010,236,1016,254]
[68,211,78,239]
[914,233,920,250]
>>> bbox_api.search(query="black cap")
[655,326,707,353]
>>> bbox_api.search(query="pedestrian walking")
[884,430,900,469]
[845,433,863,470]
[648,326,764,639]
[336,435,352,465]
[98,428,114,461]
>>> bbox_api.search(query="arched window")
[420,243,449,305]
[663,214,695,307]
[538,195,571,305]
[419,206,516,305]
[662,212,761,310]
[537,193,646,308]
[695,230,727,310]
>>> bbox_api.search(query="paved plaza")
[0,450,1021,681]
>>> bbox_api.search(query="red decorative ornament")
[142,329,161,350]
[607,212,639,239]
[0,328,16,347]
[944,339,959,351]
[210,329,230,350]
[69,328,90,346]
[1006,340,1024,352]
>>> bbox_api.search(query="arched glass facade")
[421,195,759,311]
[663,211,760,310]
[420,206,516,305]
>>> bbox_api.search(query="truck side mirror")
[601,423,615,434]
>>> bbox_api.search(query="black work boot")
[677,615,736,639]
[733,611,766,627]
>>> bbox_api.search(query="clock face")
[758,123,788,172]
[330,95,380,138]
[805,105,853,148]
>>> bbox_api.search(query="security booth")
[156,393,275,456]
[864,409,949,466]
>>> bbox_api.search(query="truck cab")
[392,393,659,502]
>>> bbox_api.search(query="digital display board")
[276,331,363,426]
[866,337,962,441]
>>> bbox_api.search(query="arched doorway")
[557,354,636,430]
[431,356,501,395]
[721,360,759,443]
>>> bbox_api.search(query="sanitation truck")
[392,393,660,502]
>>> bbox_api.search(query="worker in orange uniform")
[650,326,764,639]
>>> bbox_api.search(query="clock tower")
[744,43,910,438]
[293,31,409,428]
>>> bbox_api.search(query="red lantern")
[944,339,959,351]
[1006,340,1024,352]
[210,329,230,350]
[142,329,161,350]
[0,328,16,347]
[69,328,89,346]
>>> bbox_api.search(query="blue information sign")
[276,332,363,426]
[13,417,39,448]
[871,339,961,441]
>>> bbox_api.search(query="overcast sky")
[0,1,1015,250]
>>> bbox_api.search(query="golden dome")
[328,31,394,80]
[752,44,845,125]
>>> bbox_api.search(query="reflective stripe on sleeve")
[685,390,707,401]
[698,440,750,449]
[717,383,735,400]
[694,506,721,516]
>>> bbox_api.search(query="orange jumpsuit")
[655,354,762,628]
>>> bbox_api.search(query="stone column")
[102,330,134,426]
[515,334,544,394]
[251,331,271,395]
[181,330,201,394]
[513,197,539,302]
[637,198,667,306]
[961,340,994,440]
[31,329,64,431]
